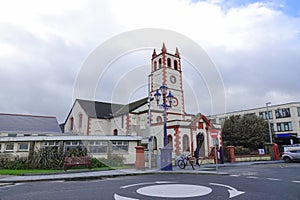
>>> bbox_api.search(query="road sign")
[210,130,219,139]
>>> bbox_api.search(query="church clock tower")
[150,43,185,121]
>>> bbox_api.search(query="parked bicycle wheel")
[177,159,186,169]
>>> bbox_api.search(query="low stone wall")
[235,154,271,162]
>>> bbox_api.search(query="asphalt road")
[0,163,299,200]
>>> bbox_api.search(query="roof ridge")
[76,99,125,106]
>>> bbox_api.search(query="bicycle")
[176,153,198,170]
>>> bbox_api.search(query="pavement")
[0,160,284,185]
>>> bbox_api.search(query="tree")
[222,114,269,150]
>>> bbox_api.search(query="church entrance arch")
[195,132,205,157]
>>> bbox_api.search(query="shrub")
[98,155,125,167]
[91,158,106,168]
[234,146,251,155]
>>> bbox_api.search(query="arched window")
[78,114,83,129]
[182,135,189,152]
[158,58,162,68]
[174,60,178,70]
[154,61,157,71]
[167,135,173,148]
[152,136,157,150]
[70,117,74,131]
[113,129,118,136]
[167,58,171,68]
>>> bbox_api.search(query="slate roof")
[76,97,150,119]
[0,113,62,133]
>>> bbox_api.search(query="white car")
[282,150,300,163]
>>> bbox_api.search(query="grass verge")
[0,166,130,176]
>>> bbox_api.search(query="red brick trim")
[86,117,91,136]
[174,127,180,156]
[190,128,194,154]
[126,113,130,135]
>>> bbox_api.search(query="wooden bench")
[63,156,92,171]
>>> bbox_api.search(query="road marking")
[246,176,258,179]
[114,193,139,200]
[266,178,281,181]
[230,175,240,177]
[136,184,212,198]
[292,180,300,184]
[120,181,175,189]
[210,183,245,199]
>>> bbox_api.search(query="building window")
[277,122,293,132]
[270,123,275,132]
[64,141,83,152]
[297,107,300,117]
[41,141,59,150]
[89,141,108,154]
[113,129,118,136]
[182,135,189,152]
[78,114,83,129]
[167,58,171,68]
[152,136,157,150]
[275,108,291,119]
[121,115,124,128]
[174,60,178,70]
[168,135,173,148]
[154,61,157,71]
[18,143,29,151]
[5,143,14,151]
[159,58,162,68]
[259,111,273,120]
[111,141,129,153]
[70,117,74,131]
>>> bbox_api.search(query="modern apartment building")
[209,102,300,146]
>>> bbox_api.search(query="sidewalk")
[0,160,283,184]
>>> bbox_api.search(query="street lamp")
[147,74,152,169]
[266,102,272,144]
[154,83,174,171]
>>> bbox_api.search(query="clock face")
[170,75,176,84]
[172,97,178,107]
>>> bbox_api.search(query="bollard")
[135,146,145,169]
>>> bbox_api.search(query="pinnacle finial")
[162,42,167,53]
[152,48,157,59]
[175,47,180,58]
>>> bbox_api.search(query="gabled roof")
[0,113,62,133]
[76,97,149,119]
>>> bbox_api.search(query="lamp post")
[266,102,272,144]
[154,83,174,171]
[147,74,152,169]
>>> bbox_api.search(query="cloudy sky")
[0,0,299,123]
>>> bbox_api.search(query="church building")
[64,44,221,165]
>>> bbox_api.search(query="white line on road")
[246,176,258,179]
[266,178,281,181]
[209,183,245,198]
[120,181,175,189]
[292,180,300,184]
[230,175,240,177]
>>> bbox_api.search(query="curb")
[0,161,283,184]
[0,170,227,184]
